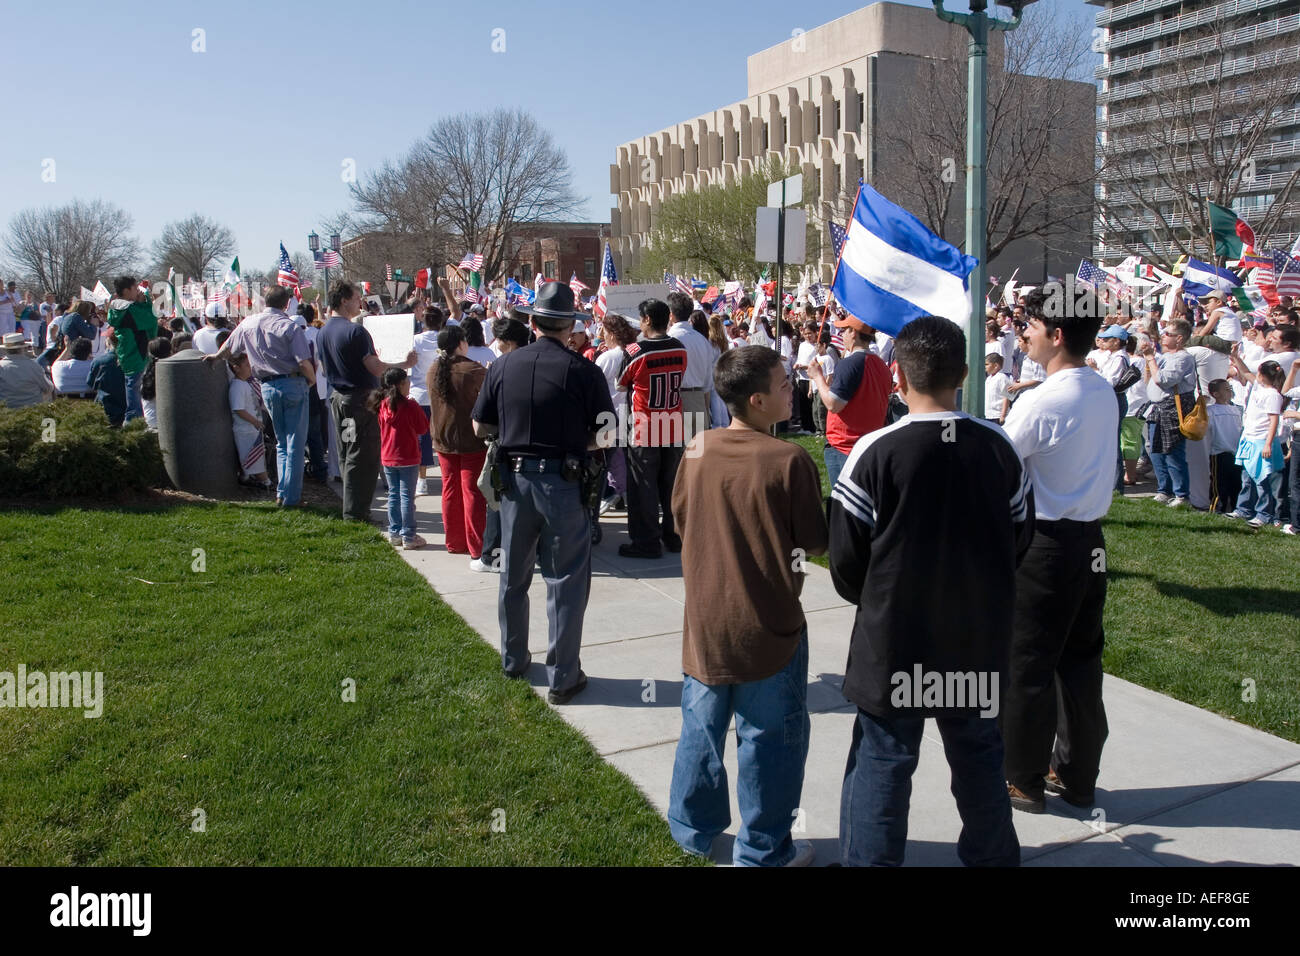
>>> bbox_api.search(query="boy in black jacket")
[829,316,1033,867]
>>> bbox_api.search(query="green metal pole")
[964,10,988,418]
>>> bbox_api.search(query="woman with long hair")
[594,312,639,513]
[139,337,172,431]
[426,325,490,565]
[706,312,729,356]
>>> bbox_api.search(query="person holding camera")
[471,282,614,704]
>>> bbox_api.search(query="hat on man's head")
[2,332,27,351]
[204,301,226,320]
[1098,324,1129,342]
[516,281,578,328]
[1198,291,1225,305]
[832,313,873,335]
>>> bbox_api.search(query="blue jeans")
[840,708,1019,867]
[823,444,849,491]
[668,631,810,867]
[123,370,144,423]
[1147,421,1188,499]
[384,464,419,539]
[1234,469,1282,523]
[260,376,310,506]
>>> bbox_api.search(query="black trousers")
[1209,451,1242,515]
[797,380,815,432]
[329,389,381,522]
[1001,521,1109,799]
[625,443,684,548]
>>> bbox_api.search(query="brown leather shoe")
[1045,768,1095,808]
[1007,782,1045,814]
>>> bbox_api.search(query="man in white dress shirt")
[1001,287,1118,815]
[666,291,715,442]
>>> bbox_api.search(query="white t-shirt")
[1208,402,1244,455]
[408,330,439,406]
[1209,308,1242,342]
[192,326,222,355]
[1003,366,1119,522]
[815,352,836,380]
[1091,349,1129,388]
[985,372,1010,420]
[51,358,95,394]
[228,378,261,440]
[467,345,496,367]
[794,340,818,381]
[595,346,625,399]
[1241,386,1282,443]
[1019,357,1046,383]
[1185,345,1229,393]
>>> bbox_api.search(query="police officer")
[472,282,615,704]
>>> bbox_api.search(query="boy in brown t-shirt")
[667,346,828,866]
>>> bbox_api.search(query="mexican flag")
[1208,201,1256,259]
[1232,286,1267,314]
[223,257,241,292]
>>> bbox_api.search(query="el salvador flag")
[1180,258,1241,297]
[831,182,978,337]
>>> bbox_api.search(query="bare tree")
[343,108,581,284]
[2,199,142,302]
[871,2,1096,267]
[1096,8,1300,264]
[150,213,235,281]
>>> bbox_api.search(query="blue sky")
[3,0,1096,275]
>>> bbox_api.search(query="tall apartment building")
[1091,0,1300,262]
[611,1,1094,284]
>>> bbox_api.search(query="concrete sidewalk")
[345,472,1300,867]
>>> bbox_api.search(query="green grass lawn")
[785,432,1300,743]
[0,503,698,866]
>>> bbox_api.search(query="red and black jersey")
[617,336,689,447]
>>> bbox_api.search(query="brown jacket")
[426,354,488,454]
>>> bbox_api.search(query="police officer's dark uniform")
[471,283,615,704]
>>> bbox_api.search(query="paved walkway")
[339,471,1300,866]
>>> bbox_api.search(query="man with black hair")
[669,345,826,866]
[106,276,159,423]
[617,298,689,559]
[1001,287,1117,814]
[831,316,1031,867]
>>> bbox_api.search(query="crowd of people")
[4,263,1296,869]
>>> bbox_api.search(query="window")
[544,260,556,278]
[762,121,769,150]
[857,92,864,127]
[833,163,841,195]
[585,258,597,277]
[732,131,740,157]
[815,106,821,137]
[835,100,841,132]
[782,116,788,145]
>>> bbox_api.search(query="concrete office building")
[611,1,1095,285]
[1091,0,1300,262]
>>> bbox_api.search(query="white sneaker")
[1283,524,1297,535]
[1167,497,1187,509]
[1152,493,1171,504]
[783,840,815,867]
[415,478,429,496]
[1247,517,1265,528]
[468,557,494,573]
[387,533,403,546]
[598,496,617,516]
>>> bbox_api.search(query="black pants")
[329,389,381,521]
[797,380,815,432]
[626,443,684,548]
[306,387,328,480]
[1002,521,1109,800]
[1209,451,1242,514]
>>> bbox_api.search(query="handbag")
[1175,386,1209,441]
[476,438,501,511]
[1114,357,1141,393]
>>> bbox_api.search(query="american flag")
[827,220,848,262]
[1076,259,1109,290]
[464,285,480,304]
[277,243,300,291]
[207,288,229,304]
[664,272,692,297]
[321,250,341,268]
[1276,250,1300,298]
[1254,251,1288,304]
[594,242,617,319]
[829,326,845,350]
[569,272,590,297]
[458,252,484,272]
[385,263,393,281]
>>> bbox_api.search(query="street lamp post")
[931,0,1034,418]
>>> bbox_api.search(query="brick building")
[501,222,611,286]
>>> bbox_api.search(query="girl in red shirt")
[372,367,429,549]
